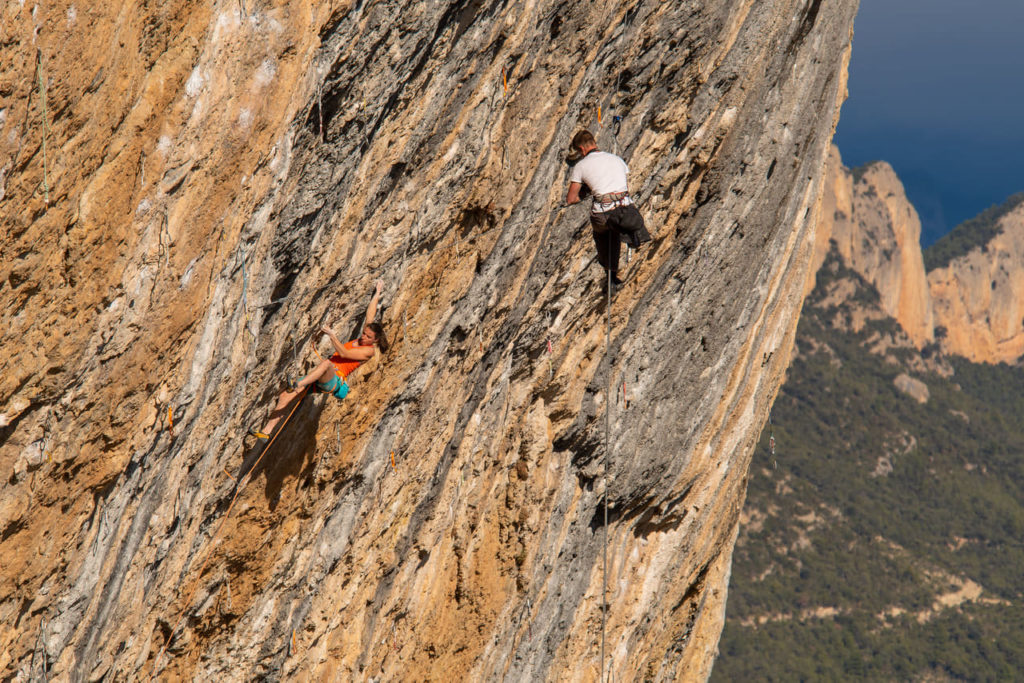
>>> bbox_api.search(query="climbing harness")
[593,191,629,206]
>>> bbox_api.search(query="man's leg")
[261,360,335,435]
[591,213,621,281]
[606,229,621,279]
[591,213,612,271]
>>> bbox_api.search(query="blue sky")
[833,0,1024,246]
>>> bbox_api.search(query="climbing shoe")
[249,428,270,442]
[605,273,625,294]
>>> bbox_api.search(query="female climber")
[252,280,389,441]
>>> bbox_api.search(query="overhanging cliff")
[0,0,857,679]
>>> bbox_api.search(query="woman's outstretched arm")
[363,280,383,327]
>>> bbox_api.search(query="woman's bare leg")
[261,360,336,435]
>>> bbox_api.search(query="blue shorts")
[316,374,349,400]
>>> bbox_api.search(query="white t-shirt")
[569,151,632,213]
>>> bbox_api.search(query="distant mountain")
[714,151,1024,680]
[927,194,1024,363]
[811,146,1024,365]
[809,147,934,348]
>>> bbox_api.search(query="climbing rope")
[310,337,327,363]
[237,247,255,343]
[600,237,612,682]
[154,385,310,672]
[546,338,554,379]
[35,50,50,204]
[599,7,638,679]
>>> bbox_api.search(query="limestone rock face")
[0,1,856,680]
[812,147,934,347]
[927,203,1024,363]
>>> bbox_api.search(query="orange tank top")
[330,341,367,378]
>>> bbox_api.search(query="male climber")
[565,129,649,289]
[253,280,389,441]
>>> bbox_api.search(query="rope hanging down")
[599,6,638,679]
[35,50,51,204]
[600,245,612,681]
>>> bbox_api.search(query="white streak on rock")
[254,58,277,88]
[237,108,254,130]
[157,135,172,156]
[185,66,204,98]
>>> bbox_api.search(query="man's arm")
[566,181,583,205]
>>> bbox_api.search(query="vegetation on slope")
[714,252,1024,681]
[923,192,1024,271]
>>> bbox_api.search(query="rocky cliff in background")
[0,1,857,680]
[811,146,934,347]
[927,196,1024,364]
[813,148,1024,365]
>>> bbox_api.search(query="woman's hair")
[368,321,389,353]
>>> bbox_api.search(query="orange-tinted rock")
[812,147,934,347]
[0,1,857,680]
[928,203,1024,363]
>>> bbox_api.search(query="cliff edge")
[0,1,856,680]
[811,146,934,347]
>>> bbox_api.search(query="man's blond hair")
[571,129,596,151]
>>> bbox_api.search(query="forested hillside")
[715,250,1024,680]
